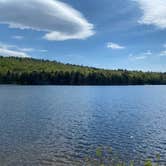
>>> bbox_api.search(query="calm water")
[0,86,166,165]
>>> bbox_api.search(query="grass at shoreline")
[83,147,161,166]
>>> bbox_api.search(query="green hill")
[0,56,166,85]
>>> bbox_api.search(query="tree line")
[0,57,166,85]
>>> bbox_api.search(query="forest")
[0,56,166,85]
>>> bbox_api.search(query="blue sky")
[0,0,166,71]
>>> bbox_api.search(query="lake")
[0,86,166,165]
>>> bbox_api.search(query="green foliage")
[156,154,160,161]
[0,56,166,85]
[130,160,134,166]
[83,147,162,166]
[96,147,103,158]
[144,160,152,166]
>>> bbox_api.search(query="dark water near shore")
[0,86,166,165]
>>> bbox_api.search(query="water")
[0,86,166,165]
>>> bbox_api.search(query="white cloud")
[143,50,152,55]
[134,55,147,60]
[0,43,47,54]
[0,0,95,41]
[129,50,152,60]
[0,43,15,49]
[0,45,30,57]
[159,50,166,56]
[18,48,48,53]
[12,35,24,40]
[39,50,48,53]
[129,54,147,60]
[0,43,32,52]
[135,0,166,29]
[18,48,34,52]
[107,42,125,50]
[0,48,29,57]
[0,43,30,57]
[160,44,166,56]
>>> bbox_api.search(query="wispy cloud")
[129,54,147,60]
[0,0,95,41]
[0,42,48,57]
[156,44,166,56]
[0,43,32,52]
[159,50,166,57]
[0,43,30,57]
[12,35,24,40]
[19,48,48,53]
[134,55,147,60]
[143,50,152,55]
[18,48,34,52]
[39,50,48,53]
[129,50,152,60]
[107,42,125,50]
[135,0,166,29]
[0,43,48,53]
[0,48,29,57]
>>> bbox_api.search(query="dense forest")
[0,56,166,85]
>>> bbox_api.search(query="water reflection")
[0,86,165,165]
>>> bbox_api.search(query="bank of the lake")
[0,56,166,85]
